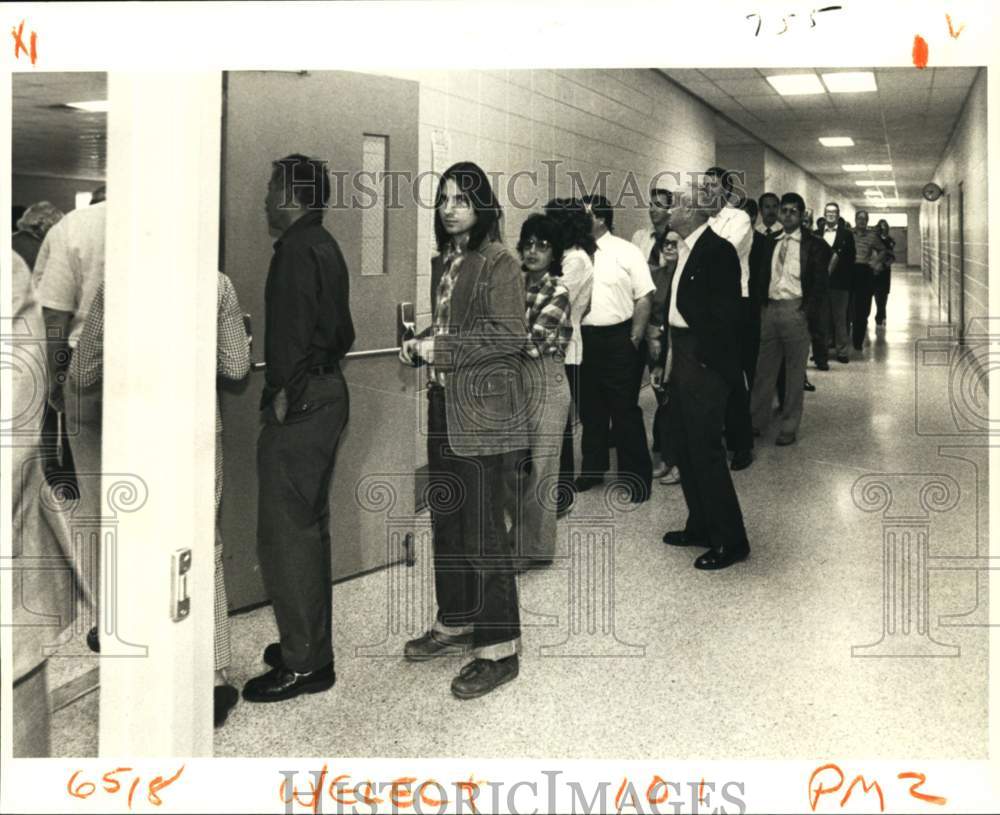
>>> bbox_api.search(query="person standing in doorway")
[873,218,896,328]
[243,154,355,704]
[816,202,856,364]
[850,209,886,353]
[756,192,782,239]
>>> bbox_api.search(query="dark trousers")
[873,268,891,323]
[427,385,521,653]
[724,298,756,453]
[810,292,829,366]
[851,263,875,349]
[669,330,748,554]
[579,321,652,495]
[257,372,348,673]
[559,363,581,492]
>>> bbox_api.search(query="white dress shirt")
[708,204,752,298]
[581,231,655,327]
[769,230,803,300]
[667,223,710,329]
[823,225,838,247]
[560,247,595,365]
[34,201,107,347]
[755,221,782,240]
[630,226,667,266]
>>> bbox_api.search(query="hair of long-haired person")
[543,198,598,258]
[433,161,502,252]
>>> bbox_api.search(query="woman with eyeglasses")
[508,214,573,572]
[873,218,896,328]
[543,198,596,515]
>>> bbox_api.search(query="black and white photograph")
[3,2,998,813]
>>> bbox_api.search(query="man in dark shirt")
[243,154,355,704]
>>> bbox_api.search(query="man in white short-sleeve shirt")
[33,195,106,644]
[577,195,654,502]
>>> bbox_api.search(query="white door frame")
[98,72,220,756]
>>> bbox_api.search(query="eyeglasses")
[521,239,551,252]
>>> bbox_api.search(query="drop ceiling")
[663,67,981,209]
[13,72,107,179]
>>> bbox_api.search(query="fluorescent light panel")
[821,72,878,93]
[866,164,892,171]
[854,180,896,187]
[66,100,108,112]
[819,137,855,147]
[767,74,825,96]
[843,164,893,172]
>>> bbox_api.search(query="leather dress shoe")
[242,663,335,703]
[815,360,830,371]
[404,630,471,662]
[214,684,239,727]
[776,432,796,446]
[263,642,283,669]
[574,475,604,492]
[694,547,749,570]
[86,626,100,654]
[730,449,753,471]
[451,656,519,699]
[836,354,849,364]
[803,378,816,392]
[662,530,709,548]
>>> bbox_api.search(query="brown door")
[219,71,421,610]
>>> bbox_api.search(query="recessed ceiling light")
[821,72,878,93]
[66,100,108,112]
[766,74,825,96]
[819,137,855,147]
[854,180,896,187]
[842,164,869,172]
[866,164,892,172]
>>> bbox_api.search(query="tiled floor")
[50,270,990,759]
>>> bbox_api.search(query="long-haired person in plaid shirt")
[509,214,572,571]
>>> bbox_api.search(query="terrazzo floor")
[49,269,990,759]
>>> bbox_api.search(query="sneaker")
[451,656,519,699]
[658,466,681,485]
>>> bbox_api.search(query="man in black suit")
[651,187,749,570]
[749,193,830,446]
[816,203,856,364]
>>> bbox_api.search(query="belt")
[309,363,340,376]
[580,319,630,334]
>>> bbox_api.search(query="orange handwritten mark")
[10,20,37,65]
[913,34,929,68]
[67,770,96,799]
[147,765,185,807]
[647,775,670,805]
[127,777,141,811]
[101,768,132,795]
[809,763,845,811]
[279,764,328,814]
[455,776,482,815]
[841,775,885,812]
[419,779,447,808]
[615,777,629,810]
[899,772,947,806]
[699,777,708,805]
[946,14,965,38]
[389,777,418,809]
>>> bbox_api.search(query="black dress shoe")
[574,475,604,492]
[451,656,519,699]
[836,354,849,364]
[214,685,239,727]
[242,663,335,703]
[263,642,283,669]
[694,547,749,570]
[730,449,753,471]
[662,530,710,548]
[803,378,816,392]
[86,626,100,654]
[815,361,830,371]
[404,630,472,662]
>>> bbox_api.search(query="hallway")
[195,268,987,759]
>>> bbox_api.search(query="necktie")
[648,232,663,267]
[778,236,788,268]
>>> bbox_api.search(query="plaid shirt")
[526,273,572,358]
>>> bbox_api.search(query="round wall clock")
[922,182,944,202]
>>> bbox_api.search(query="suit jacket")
[657,226,742,387]
[814,218,856,290]
[747,229,774,312]
[759,227,831,328]
[426,240,531,457]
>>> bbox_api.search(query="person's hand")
[417,337,434,365]
[399,337,420,366]
[273,389,288,424]
[648,337,662,364]
[630,334,642,350]
[47,381,65,414]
